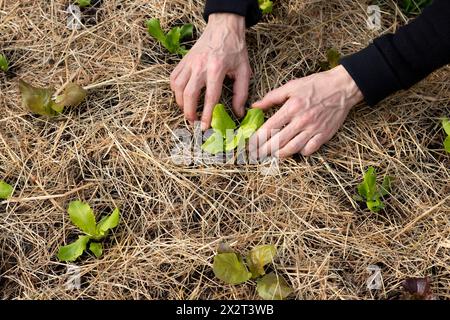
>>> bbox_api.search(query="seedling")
[319,48,341,71]
[442,118,450,153]
[76,0,91,8]
[57,200,120,262]
[202,104,265,155]
[0,180,13,199]
[259,0,273,14]
[401,0,432,15]
[19,80,87,116]
[0,54,9,72]
[354,167,393,212]
[146,18,193,56]
[213,244,293,300]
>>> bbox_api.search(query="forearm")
[204,0,262,27]
[341,0,450,106]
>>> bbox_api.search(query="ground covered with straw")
[0,0,449,299]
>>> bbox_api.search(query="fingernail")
[201,121,208,131]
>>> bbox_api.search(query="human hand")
[170,13,251,130]
[250,65,364,158]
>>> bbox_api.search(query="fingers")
[183,75,205,123]
[232,67,251,118]
[249,101,294,156]
[276,131,314,158]
[301,133,326,156]
[252,83,292,110]
[201,71,226,130]
[257,120,303,159]
[171,68,191,108]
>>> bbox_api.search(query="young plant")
[202,104,265,155]
[442,118,450,153]
[146,18,193,56]
[319,48,341,71]
[213,244,293,300]
[0,54,9,72]
[19,80,87,116]
[0,180,13,199]
[76,0,91,7]
[259,0,274,14]
[354,167,393,212]
[57,200,120,262]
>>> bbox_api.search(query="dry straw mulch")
[0,0,449,299]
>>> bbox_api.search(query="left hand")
[249,65,364,158]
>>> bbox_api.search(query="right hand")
[170,13,251,130]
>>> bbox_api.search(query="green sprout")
[57,200,120,262]
[146,18,193,56]
[354,167,393,212]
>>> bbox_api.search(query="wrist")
[207,13,246,34]
[331,65,364,107]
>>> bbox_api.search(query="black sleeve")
[341,0,450,106]
[203,0,262,28]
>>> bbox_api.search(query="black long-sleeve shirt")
[203,0,450,106]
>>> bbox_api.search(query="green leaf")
[76,0,91,7]
[67,200,98,236]
[442,118,450,136]
[367,196,384,213]
[179,24,193,40]
[165,27,181,54]
[226,108,264,151]
[19,79,60,116]
[0,180,13,199]
[246,245,277,279]
[211,104,237,136]
[258,0,273,14]
[213,252,252,285]
[0,54,9,72]
[55,83,87,108]
[444,136,450,154]
[202,131,226,155]
[89,242,103,258]
[57,235,90,262]
[146,19,168,46]
[256,272,293,300]
[96,208,120,237]
[357,167,377,200]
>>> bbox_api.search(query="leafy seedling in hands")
[146,18,193,56]
[212,244,293,300]
[0,54,9,72]
[202,104,265,155]
[202,104,237,155]
[354,167,393,212]
[226,108,265,151]
[442,118,450,153]
[57,200,120,262]
[259,0,274,14]
[0,180,13,199]
[76,0,91,8]
[319,48,341,71]
[19,80,87,116]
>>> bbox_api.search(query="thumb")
[252,86,290,110]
